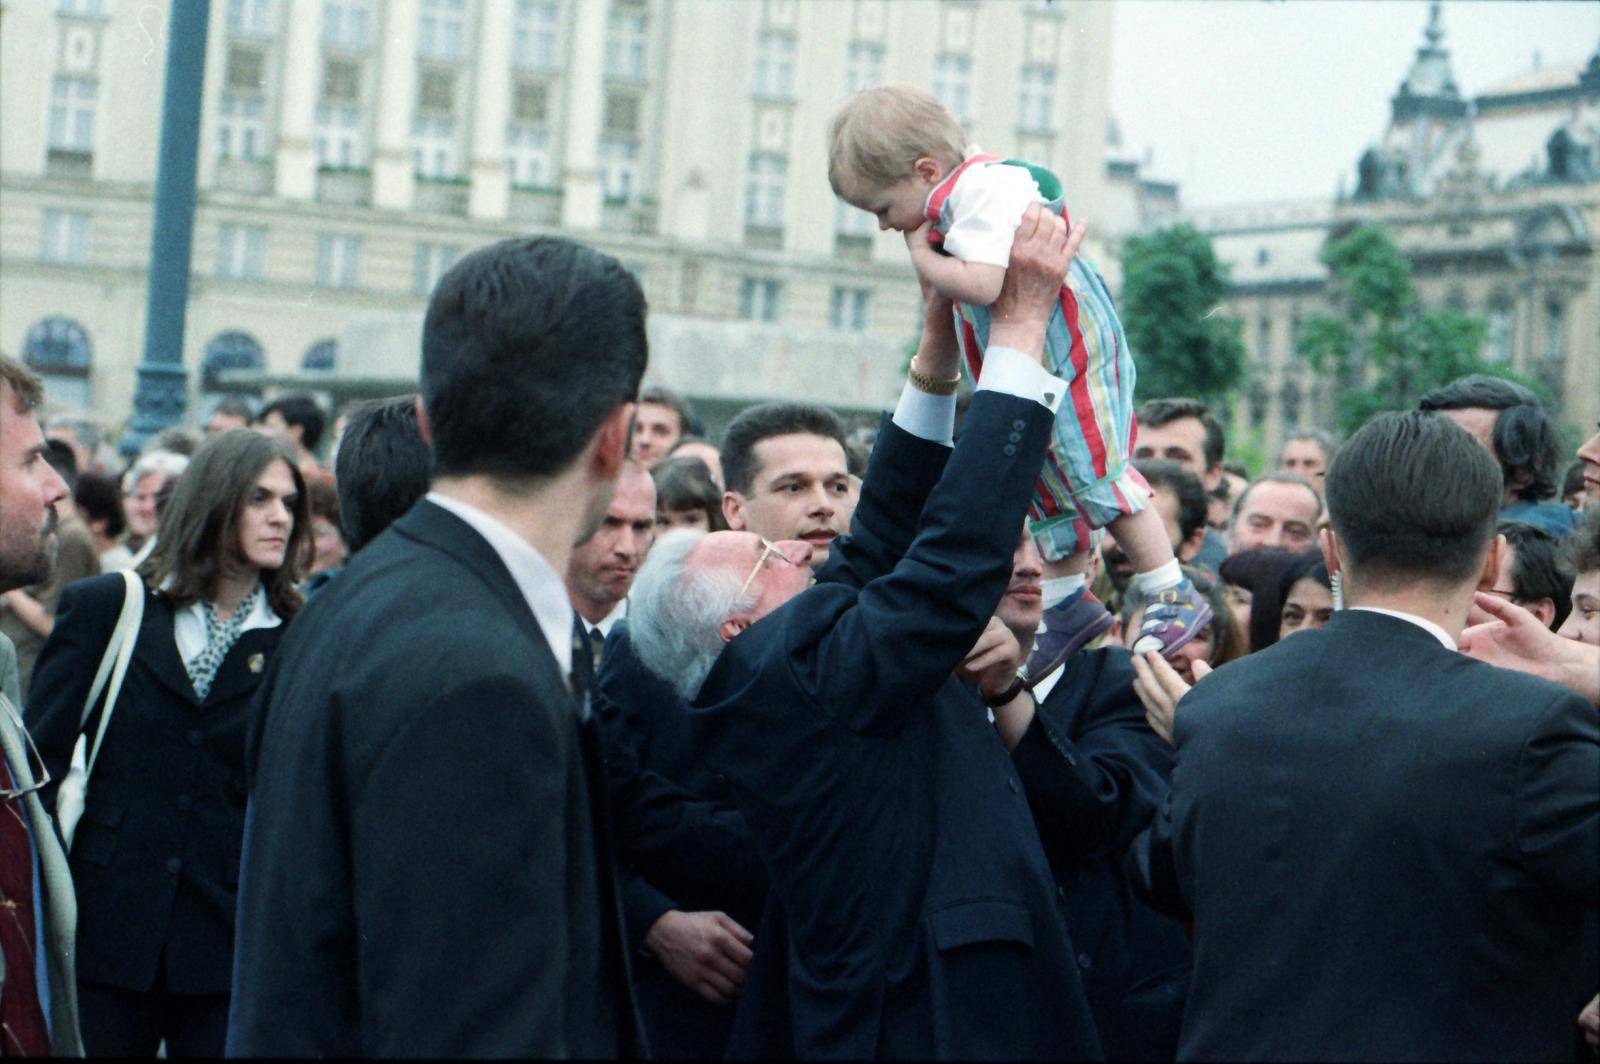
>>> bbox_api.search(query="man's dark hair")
[333,396,433,554]
[1325,411,1502,588]
[1560,506,1599,576]
[1280,428,1338,468]
[0,354,44,412]
[74,470,126,539]
[210,393,257,422]
[1137,397,1225,472]
[639,385,695,438]
[1498,521,1573,629]
[1133,458,1207,546]
[259,394,329,453]
[720,401,849,496]
[1418,374,1562,501]
[422,237,646,479]
[42,438,79,492]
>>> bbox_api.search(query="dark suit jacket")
[1011,648,1191,1061]
[692,394,1103,1061]
[226,500,644,1057]
[594,623,768,1059]
[27,573,279,995]
[1134,609,1599,1062]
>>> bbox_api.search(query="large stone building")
[1193,4,1600,460]
[0,0,1116,435]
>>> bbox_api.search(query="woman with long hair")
[26,430,308,1057]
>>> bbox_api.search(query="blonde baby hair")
[827,83,966,201]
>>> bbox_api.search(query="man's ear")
[722,490,747,531]
[719,616,748,644]
[913,155,944,184]
[590,403,635,482]
[1178,526,1206,564]
[1528,598,1557,629]
[415,397,433,445]
[1202,464,1224,493]
[1319,526,1342,579]
[1476,532,1507,591]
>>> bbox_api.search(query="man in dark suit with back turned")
[1133,410,1599,1062]
[627,207,1104,1060]
[227,238,647,1056]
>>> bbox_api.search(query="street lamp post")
[120,0,210,457]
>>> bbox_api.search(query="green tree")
[1298,225,1513,436]
[1118,223,1246,404]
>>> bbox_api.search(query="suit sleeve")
[619,864,677,954]
[803,391,1054,734]
[1512,689,1600,904]
[817,415,952,594]
[23,574,122,815]
[1012,653,1175,860]
[1126,792,1192,922]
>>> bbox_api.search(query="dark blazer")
[1133,609,1599,1062]
[27,573,279,995]
[226,500,644,1058]
[594,623,768,1059]
[693,395,1103,1061]
[1010,648,1191,1061]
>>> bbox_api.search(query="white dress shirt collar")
[589,599,628,640]
[1348,606,1456,651]
[426,492,575,680]
[168,582,282,671]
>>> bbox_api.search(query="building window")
[1280,380,1303,426]
[745,153,786,229]
[217,223,266,279]
[316,233,362,288]
[1017,65,1054,133]
[226,44,267,93]
[598,138,639,202]
[1257,316,1272,361]
[322,0,370,50]
[40,210,89,264]
[315,106,364,168]
[739,278,782,322]
[835,200,875,238]
[48,77,97,153]
[322,58,362,104]
[605,7,648,82]
[753,32,796,99]
[22,317,92,409]
[302,338,337,372]
[506,124,554,188]
[201,331,265,393]
[217,94,268,161]
[227,0,275,36]
[1543,300,1564,362]
[57,0,106,15]
[1247,381,1268,428]
[1485,301,1513,364]
[514,0,560,71]
[418,0,466,61]
[414,242,460,295]
[417,68,456,114]
[931,54,971,125]
[411,117,458,178]
[845,41,884,94]
[829,287,871,331]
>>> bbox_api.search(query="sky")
[1108,0,1600,208]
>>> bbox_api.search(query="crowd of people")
[0,98,1597,1062]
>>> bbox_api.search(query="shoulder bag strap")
[79,570,145,775]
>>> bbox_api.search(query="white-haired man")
[629,207,1106,1060]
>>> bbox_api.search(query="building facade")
[0,0,1115,432]
[1193,4,1600,461]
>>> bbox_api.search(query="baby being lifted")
[828,84,1210,658]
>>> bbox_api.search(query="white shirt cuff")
[976,345,1067,414]
[892,381,957,447]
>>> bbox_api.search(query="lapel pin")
[248,653,264,674]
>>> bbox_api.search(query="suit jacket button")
[188,730,203,747]
[1012,419,1026,431]
[1003,444,1017,457]
[166,858,182,875]
[176,795,192,812]
[1007,777,1018,794]
[1007,431,1023,444]
[1077,953,1093,970]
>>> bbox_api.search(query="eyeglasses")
[1482,587,1525,604]
[736,537,796,603]
[0,698,50,801]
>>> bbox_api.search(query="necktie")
[588,625,607,671]
[569,614,594,719]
